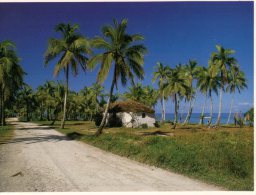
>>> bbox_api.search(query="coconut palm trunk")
[0,88,2,126]
[226,94,234,124]
[1,86,5,126]
[215,88,223,126]
[60,67,69,129]
[95,70,116,136]
[209,94,213,127]
[173,93,178,129]
[183,98,196,125]
[183,101,191,125]
[199,93,207,125]
[161,95,166,122]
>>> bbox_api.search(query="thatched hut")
[107,100,156,128]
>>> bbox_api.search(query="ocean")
[155,113,243,124]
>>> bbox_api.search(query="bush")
[140,123,148,129]
[108,113,123,127]
[94,112,103,126]
[154,121,160,128]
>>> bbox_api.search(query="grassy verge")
[34,120,254,190]
[0,125,14,144]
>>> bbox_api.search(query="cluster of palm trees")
[153,47,247,129]
[14,81,108,124]
[44,19,146,135]
[1,18,248,135]
[0,41,25,126]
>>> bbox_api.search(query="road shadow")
[0,134,70,145]
[140,130,172,137]
[16,126,53,131]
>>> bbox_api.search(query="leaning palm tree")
[152,62,171,122]
[210,45,238,126]
[88,19,147,135]
[197,66,221,126]
[226,67,247,124]
[44,23,90,129]
[163,66,188,129]
[182,60,201,125]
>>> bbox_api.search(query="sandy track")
[0,118,223,191]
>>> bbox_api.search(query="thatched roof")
[108,100,155,114]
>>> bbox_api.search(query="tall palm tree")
[0,40,24,125]
[163,66,188,129]
[152,62,171,122]
[210,45,238,126]
[197,66,220,126]
[182,60,200,125]
[88,19,147,135]
[45,23,90,129]
[226,67,247,124]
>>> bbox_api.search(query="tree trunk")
[163,97,166,121]
[215,88,222,126]
[51,109,58,125]
[199,93,207,125]
[40,104,43,121]
[161,96,164,122]
[187,99,195,124]
[183,100,192,125]
[209,94,213,127]
[95,73,116,136]
[26,100,29,121]
[226,93,234,125]
[1,86,6,126]
[60,67,69,129]
[0,84,2,126]
[173,93,178,129]
[47,107,50,121]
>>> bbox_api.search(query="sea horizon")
[155,112,244,124]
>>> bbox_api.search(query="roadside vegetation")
[34,120,253,191]
[0,125,14,144]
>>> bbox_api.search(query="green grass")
[0,125,14,144]
[34,120,254,190]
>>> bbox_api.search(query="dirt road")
[0,118,223,191]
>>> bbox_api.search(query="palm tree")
[124,83,158,108]
[51,81,65,125]
[182,60,200,125]
[17,84,34,121]
[45,23,90,129]
[210,45,238,126]
[226,67,247,124]
[88,19,147,135]
[91,83,104,113]
[152,62,171,122]
[124,83,145,103]
[197,66,221,126]
[42,81,55,120]
[0,40,24,125]
[163,66,188,129]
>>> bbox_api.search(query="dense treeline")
[0,19,250,134]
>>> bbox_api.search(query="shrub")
[140,123,148,129]
[94,112,103,126]
[108,113,123,127]
[154,121,160,128]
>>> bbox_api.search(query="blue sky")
[0,2,253,113]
